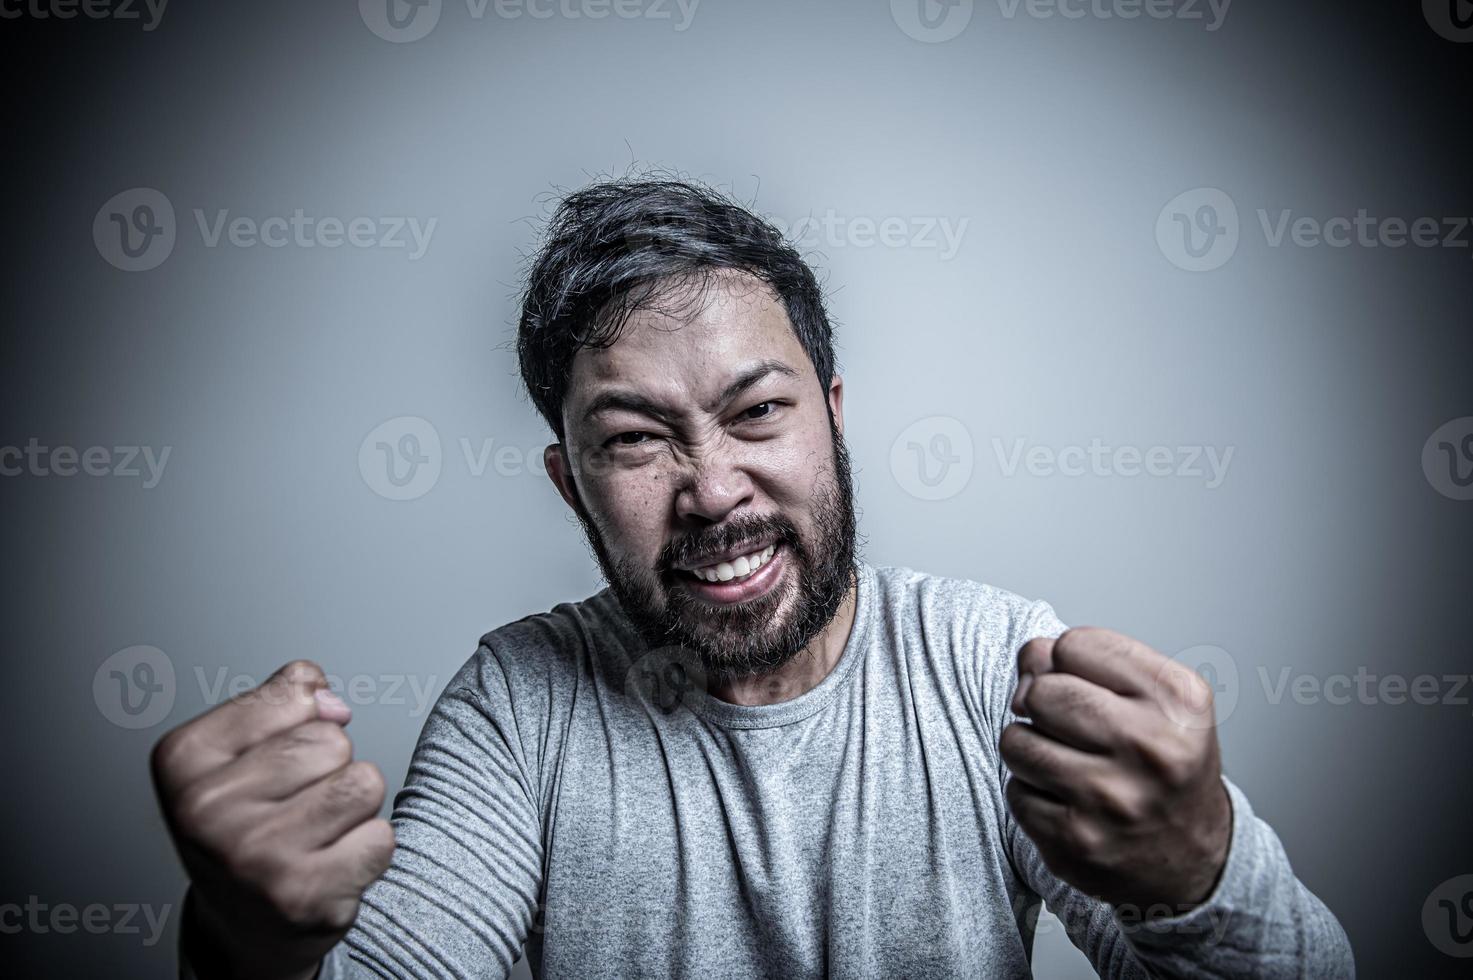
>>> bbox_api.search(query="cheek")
[581,467,674,553]
[754,432,834,507]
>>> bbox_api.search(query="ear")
[827,373,846,437]
[543,443,582,512]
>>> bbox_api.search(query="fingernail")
[315,688,351,723]
[1013,672,1033,716]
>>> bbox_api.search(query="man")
[153,178,1354,978]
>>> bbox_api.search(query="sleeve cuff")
[1113,774,1251,947]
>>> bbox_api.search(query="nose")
[673,449,755,525]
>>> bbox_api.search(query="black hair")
[516,176,836,440]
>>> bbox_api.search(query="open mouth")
[676,542,785,604]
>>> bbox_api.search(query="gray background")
[2,1,1470,976]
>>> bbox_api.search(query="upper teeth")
[690,544,776,583]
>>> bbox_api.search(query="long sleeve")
[322,645,546,979]
[1003,600,1355,979]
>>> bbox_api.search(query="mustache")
[658,513,799,573]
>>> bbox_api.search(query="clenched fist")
[150,661,395,980]
[1001,627,1232,913]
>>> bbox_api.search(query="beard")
[568,415,858,685]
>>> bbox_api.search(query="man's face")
[547,270,856,682]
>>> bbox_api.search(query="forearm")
[178,888,321,980]
[1111,778,1354,979]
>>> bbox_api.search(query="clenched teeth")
[689,544,776,583]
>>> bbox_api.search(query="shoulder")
[866,562,1067,650]
[442,586,637,707]
[864,562,1069,732]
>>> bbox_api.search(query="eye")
[607,431,653,448]
[741,402,776,421]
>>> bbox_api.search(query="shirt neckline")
[684,560,874,730]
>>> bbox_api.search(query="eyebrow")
[580,359,800,425]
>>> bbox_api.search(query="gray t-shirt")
[323,561,1353,978]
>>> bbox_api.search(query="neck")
[709,565,859,707]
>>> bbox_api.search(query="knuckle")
[1060,814,1103,857]
[320,897,360,933]
[287,721,353,766]
[270,879,324,930]
[1017,636,1052,671]
[173,782,224,834]
[1139,735,1199,788]
[279,659,326,687]
[365,819,396,864]
[226,834,283,887]
[1090,780,1143,822]
[333,761,385,813]
[1028,672,1069,710]
[998,723,1028,763]
[1050,628,1092,668]
[150,726,196,785]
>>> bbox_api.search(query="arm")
[323,646,545,978]
[1000,601,1354,978]
[165,648,544,980]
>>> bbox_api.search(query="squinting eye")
[609,431,651,447]
[743,402,775,420]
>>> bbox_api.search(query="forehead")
[564,271,812,419]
